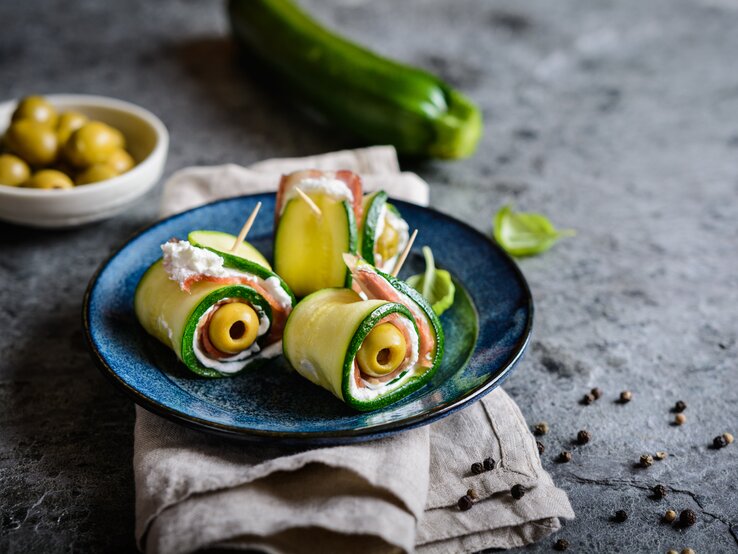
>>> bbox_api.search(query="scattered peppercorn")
[713,435,728,449]
[674,400,687,413]
[577,430,591,445]
[511,484,526,499]
[619,390,632,403]
[674,413,687,426]
[467,488,479,500]
[640,454,654,468]
[655,451,668,460]
[533,421,549,436]
[679,509,697,527]
[663,509,677,523]
[557,451,572,463]
[653,484,667,499]
[681,548,695,554]
[582,393,595,405]
[471,462,484,475]
[724,432,734,444]
[553,538,570,551]
[591,387,603,399]
[458,495,473,511]
[483,457,497,471]
[536,440,545,455]
[614,509,628,523]
[667,550,679,554]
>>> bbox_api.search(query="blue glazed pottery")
[84,194,533,444]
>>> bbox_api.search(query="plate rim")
[83,192,534,444]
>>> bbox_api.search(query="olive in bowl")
[0,94,168,228]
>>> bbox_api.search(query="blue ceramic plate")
[84,194,532,444]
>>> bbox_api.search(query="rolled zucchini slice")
[274,170,361,297]
[359,191,410,273]
[134,238,295,378]
[189,230,271,269]
[284,288,440,411]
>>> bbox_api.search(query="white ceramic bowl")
[0,94,168,228]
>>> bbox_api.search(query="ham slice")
[275,169,363,224]
[345,254,436,370]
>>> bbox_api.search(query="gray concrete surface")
[1,0,737,552]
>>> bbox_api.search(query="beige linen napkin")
[135,147,573,554]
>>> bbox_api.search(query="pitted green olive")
[376,218,400,262]
[63,121,124,167]
[208,302,260,354]
[4,120,59,166]
[106,148,135,174]
[25,169,74,190]
[75,164,120,185]
[56,111,88,146]
[356,322,407,377]
[11,96,58,127]
[0,154,31,186]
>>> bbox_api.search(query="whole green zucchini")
[227,0,483,159]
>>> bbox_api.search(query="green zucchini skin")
[359,190,387,264]
[227,0,483,159]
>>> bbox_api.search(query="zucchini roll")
[134,231,295,378]
[283,255,444,411]
[274,169,362,297]
[359,190,410,273]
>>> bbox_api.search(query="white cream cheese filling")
[280,176,354,214]
[161,240,292,310]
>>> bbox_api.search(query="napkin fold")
[136,146,573,553]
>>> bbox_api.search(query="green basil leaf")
[406,246,455,316]
[493,205,574,257]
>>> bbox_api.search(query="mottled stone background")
[1,0,736,552]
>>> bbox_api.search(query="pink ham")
[347,255,436,369]
[275,169,363,225]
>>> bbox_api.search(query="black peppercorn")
[536,440,545,455]
[639,454,654,468]
[553,538,570,551]
[511,484,526,499]
[674,400,687,413]
[533,422,549,436]
[653,484,667,499]
[619,390,632,403]
[713,435,728,449]
[458,495,473,511]
[471,462,484,475]
[679,509,697,527]
[591,387,603,399]
[614,509,628,523]
[582,393,595,405]
[483,457,496,471]
[557,451,572,463]
[467,488,479,500]
[576,430,591,445]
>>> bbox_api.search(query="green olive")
[75,164,119,185]
[4,120,59,166]
[56,111,88,146]
[106,148,135,174]
[63,121,125,167]
[356,323,407,377]
[0,154,31,186]
[25,169,74,190]
[376,219,400,263]
[11,96,58,127]
[208,302,260,354]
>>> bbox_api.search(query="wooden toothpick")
[230,201,262,252]
[294,187,322,217]
[391,229,418,277]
